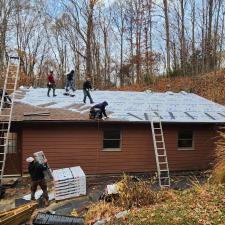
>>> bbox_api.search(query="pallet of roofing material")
[52,166,86,201]
[70,166,86,195]
[33,212,84,225]
[53,168,79,201]
[0,202,37,225]
[33,151,53,180]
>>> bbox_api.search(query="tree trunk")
[86,1,94,78]
[163,0,171,74]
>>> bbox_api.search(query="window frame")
[177,130,195,151]
[102,129,122,151]
[4,132,17,154]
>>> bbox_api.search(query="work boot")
[47,89,50,97]
[44,198,50,207]
[53,89,56,97]
[31,192,35,201]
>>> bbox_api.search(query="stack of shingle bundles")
[70,166,86,195]
[33,151,53,179]
[52,166,86,201]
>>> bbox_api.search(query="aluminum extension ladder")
[144,112,171,188]
[0,56,20,183]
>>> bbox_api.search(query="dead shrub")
[114,175,156,209]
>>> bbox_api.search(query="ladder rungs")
[158,154,166,157]
[156,141,164,143]
[160,177,170,179]
[160,169,169,172]
[0,153,5,154]
[159,162,167,164]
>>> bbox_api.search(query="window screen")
[103,130,121,149]
[177,130,193,149]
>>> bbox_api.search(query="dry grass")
[111,70,225,105]
[85,202,123,225]
[211,126,225,184]
[86,182,225,225]
[85,175,156,224]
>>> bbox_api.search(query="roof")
[9,88,225,123]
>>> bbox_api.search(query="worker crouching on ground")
[90,101,109,119]
[26,157,49,204]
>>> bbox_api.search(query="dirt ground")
[0,173,208,224]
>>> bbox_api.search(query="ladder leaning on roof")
[0,56,20,183]
[144,112,171,188]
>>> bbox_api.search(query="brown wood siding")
[20,123,217,175]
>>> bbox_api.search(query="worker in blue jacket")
[90,101,108,119]
[83,77,94,104]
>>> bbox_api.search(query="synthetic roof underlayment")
[15,87,225,123]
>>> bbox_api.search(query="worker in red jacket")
[47,71,56,97]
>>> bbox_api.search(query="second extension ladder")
[0,56,20,183]
[144,112,171,188]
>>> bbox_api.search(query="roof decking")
[10,88,225,123]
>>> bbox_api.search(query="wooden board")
[0,202,37,225]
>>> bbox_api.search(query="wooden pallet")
[0,202,37,225]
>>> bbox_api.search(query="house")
[3,88,225,176]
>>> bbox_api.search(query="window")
[4,133,17,153]
[103,130,121,150]
[177,130,194,150]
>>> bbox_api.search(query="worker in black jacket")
[65,70,75,92]
[83,77,94,104]
[90,101,108,119]
[26,157,49,202]
[0,89,11,107]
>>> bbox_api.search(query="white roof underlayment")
[16,88,225,123]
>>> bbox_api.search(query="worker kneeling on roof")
[26,156,49,203]
[90,101,109,119]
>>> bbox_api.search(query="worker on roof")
[90,101,109,119]
[26,156,49,204]
[65,70,75,92]
[0,89,12,108]
[83,77,94,104]
[47,70,57,97]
